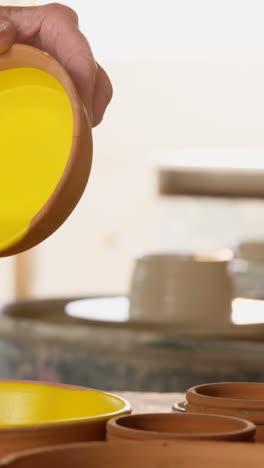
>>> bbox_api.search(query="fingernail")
[0,18,15,54]
[0,23,7,33]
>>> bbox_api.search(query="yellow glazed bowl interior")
[0,67,73,250]
[0,383,130,428]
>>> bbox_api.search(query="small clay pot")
[1,440,264,468]
[185,382,264,442]
[129,250,233,327]
[106,412,255,442]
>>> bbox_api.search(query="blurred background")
[3,0,264,300]
[1,0,264,390]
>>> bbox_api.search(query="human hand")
[0,3,112,127]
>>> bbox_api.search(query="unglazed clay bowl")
[185,382,264,442]
[106,412,255,442]
[0,44,92,257]
[0,380,130,457]
[1,440,264,468]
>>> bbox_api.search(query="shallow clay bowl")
[2,440,264,468]
[0,380,130,458]
[107,412,255,442]
[0,44,92,257]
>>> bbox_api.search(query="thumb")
[0,17,15,54]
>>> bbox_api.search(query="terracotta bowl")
[106,412,255,442]
[0,44,92,257]
[185,382,264,442]
[1,440,264,468]
[0,380,130,458]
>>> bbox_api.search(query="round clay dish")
[2,440,264,468]
[107,412,255,442]
[0,44,92,257]
[0,379,130,458]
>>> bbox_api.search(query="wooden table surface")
[115,392,184,413]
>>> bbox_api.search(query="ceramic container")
[106,412,255,442]
[236,241,264,263]
[185,382,264,442]
[1,440,264,468]
[232,240,264,299]
[0,44,92,257]
[0,380,130,457]
[129,250,233,326]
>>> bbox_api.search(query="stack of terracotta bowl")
[173,382,264,443]
[0,380,264,467]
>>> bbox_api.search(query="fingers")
[92,63,113,127]
[39,5,113,127]
[0,4,113,126]
[39,5,97,122]
[24,4,101,125]
[0,17,15,54]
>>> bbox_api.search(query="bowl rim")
[187,382,264,410]
[0,380,131,429]
[1,440,264,468]
[107,412,256,440]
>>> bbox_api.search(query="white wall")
[39,0,264,61]
[30,57,264,297]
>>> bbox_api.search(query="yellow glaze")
[0,67,73,250]
[0,383,129,427]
